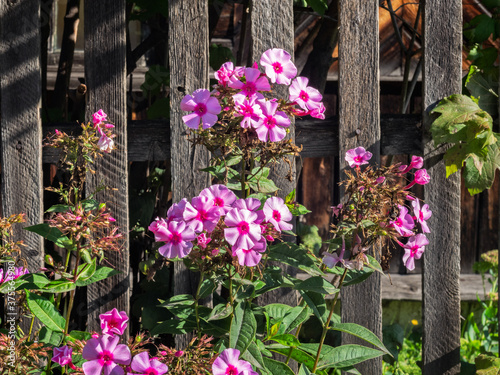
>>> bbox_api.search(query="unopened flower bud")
[175,350,184,357]
[376,176,385,184]
[414,169,430,185]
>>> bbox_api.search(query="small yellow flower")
[411,319,418,326]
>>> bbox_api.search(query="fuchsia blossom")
[390,205,415,237]
[399,156,424,173]
[234,96,263,129]
[323,237,346,269]
[289,76,323,111]
[345,147,372,168]
[127,351,168,375]
[82,334,131,375]
[224,208,262,249]
[0,267,29,285]
[412,198,432,233]
[52,345,73,366]
[309,102,326,120]
[153,220,196,259]
[254,100,290,142]
[100,308,129,336]
[148,217,168,235]
[260,48,297,85]
[233,198,265,223]
[229,67,271,101]
[166,198,188,222]
[197,233,212,249]
[199,184,237,215]
[401,234,429,271]
[93,110,107,127]
[232,238,267,267]
[183,196,221,232]
[263,197,293,232]
[404,168,431,189]
[212,348,257,375]
[214,62,243,87]
[180,89,222,129]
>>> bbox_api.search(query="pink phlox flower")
[52,345,73,366]
[166,198,188,222]
[232,238,267,267]
[183,196,221,233]
[309,102,326,119]
[212,348,256,375]
[390,205,415,237]
[401,234,429,271]
[260,48,297,85]
[1,267,29,284]
[180,89,222,129]
[400,156,424,174]
[233,198,265,223]
[263,197,293,232]
[224,208,262,249]
[323,237,346,269]
[214,62,243,87]
[128,351,168,375]
[234,96,263,129]
[376,176,386,184]
[289,76,323,111]
[345,147,372,168]
[199,184,237,215]
[148,217,168,235]
[331,203,343,217]
[98,133,115,153]
[174,350,184,357]
[82,334,131,375]
[404,169,431,189]
[197,233,212,249]
[352,235,368,255]
[412,198,432,234]
[100,308,129,336]
[154,220,196,259]
[93,109,107,127]
[254,100,290,142]
[229,67,271,102]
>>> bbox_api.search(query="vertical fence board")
[422,1,462,374]
[338,1,381,374]
[0,1,44,273]
[84,1,129,335]
[169,0,210,349]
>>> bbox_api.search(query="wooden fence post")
[84,1,129,337]
[338,1,382,374]
[168,0,211,349]
[422,1,462,374]
[0,1,44,281]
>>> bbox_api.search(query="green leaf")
[199,278,217,299]
[279,305,311,334]
[269,345,317,371]
[141,65,169,97]
[25,291,66,332]
[230,301,257,355]
[66,330,92,343]
[263,357,295,375]
[240,340,266,370]
[208,303,233,321]
[147,97,170,120]
[0,273,50,293]
[316,344,386,370]
[270,334,301,347]
[150,319,197,335]
[465,14,496,43]
[297,223,322,255]
[24,224,74,249]
[294,276,339,295]
[45,204,70,213]
[39,327,64,346]
[330,323,391,355]
[306,0,328,15]
[42,279,76,294]
[209,43,235,71]
[268,242,323,276]
[159,294,195,308]
[476,354,500,374]
[247,167,279,193]
[76,258,97,281]
[464,135,500,195]
[74,266,119,287]
[82,199,99,211]
[298,364,313,375]
[298,290,328,325]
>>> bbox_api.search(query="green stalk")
[194,271,205,338]
[312,267,349,373]
[28,316,35,339]
[64,245,81,335]
[240,158,247,198]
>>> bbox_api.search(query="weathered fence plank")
[84,1,129,336]
[338,1,382,374]
[422,1,462,374]
[0,1,44,276]
[169,0,211,349]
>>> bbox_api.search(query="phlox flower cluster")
[92,109,116,153]
[149,184,293,267]
[325,147,432,271]
[0,267,29,285]
[180,48,325,143]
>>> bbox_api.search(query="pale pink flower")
[412,198,432,234]
[309,102,326,119]
[183,196,221,233]
[263,197,293,232]
[234,96,263,129]
[212,348,257,375]
[224,208,262,249]
[229,67,271,102]
[232,198,265,223]
[214,62,243,87]
[254,100,290,142]
[401,234,429,271]
[148,217,168,235]
[98,133,114,153]
[100,308,129,336]
[52,345,73,366]
[197,233,212,249]
[93,109,107,127]
[345,147,372,168]
[232,238,267,267]
[166,198,188,222]
[289,76,323,111]
[82,334,131,375]
[199,185,237,215]
[260,48,297,85]
[390,205,415,237]
[180,89,221,129]
[128,351,168,375]
[154,220,196,259]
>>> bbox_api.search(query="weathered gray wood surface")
[338,1,382,374]
[169,0,211,349]
[422,1,462,373]
[0,0,44,275]
[84,1,129,337]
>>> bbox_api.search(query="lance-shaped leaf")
[26,291,66,332]
[230,301,257,355]
[329,323,391,356]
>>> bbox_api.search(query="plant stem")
[28,315,35,339]
[240,158,247,198]
[195,271,205,338]
[312,267,349,373]
[64,245,81,335]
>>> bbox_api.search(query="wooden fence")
[0,0,467,373]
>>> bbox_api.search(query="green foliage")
[294,0,328,14]
[25,291,66,332]
[209,43,235,72]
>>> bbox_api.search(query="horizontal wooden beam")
[42,114,422,163]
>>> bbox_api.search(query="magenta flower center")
[419,211,424,221]
[170,231,182,245]
[410,245,419,257]
[238,221,250,235]
[242,82,257,95]
[242,105,253,116]
[272,62,283,73]
[214,197,224,207]
[226,365,239,375]
[264,116,276,129]
[98,350,114,365]
[354,155,363,163]
[108,318,118,329]
[272,210,281,222]
[144,367,159,375]
[299,90,309,102]
[194,103,207,116]
[196,210,208,222]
